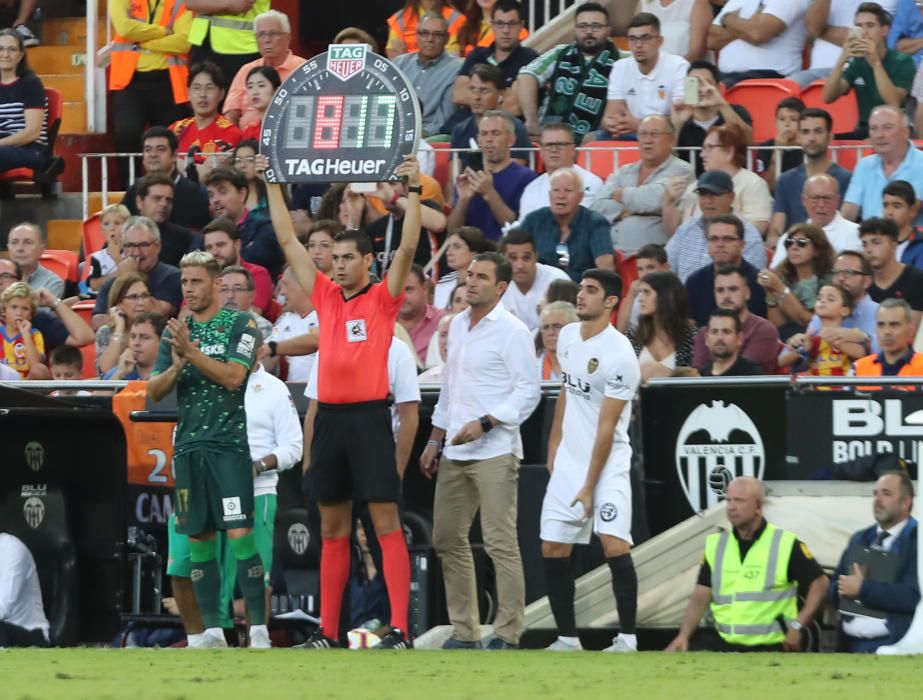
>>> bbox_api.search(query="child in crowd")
[86,203,130,294]
[241,66,281,141]
[779,284,854,377]
[0,282,50,379]
[49,345,92,396]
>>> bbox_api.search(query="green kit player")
[148,251,266,648]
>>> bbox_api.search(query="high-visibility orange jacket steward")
[109,0,193,104]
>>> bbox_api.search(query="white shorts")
[540,459,633,545]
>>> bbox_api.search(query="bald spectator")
[768,108,853,245]
[692,265,780,373]
[516,3,621,143]
[590,115,693,253]
[520,167,613,282]
[665,171,766,283]
[91,217,182,330]
[519,123,603,220]
[394,13,463,136]
[709,0,810,87]
[823,3,915,140]
[4,223,62,297]
[224,11,307,132]
[121,126,211,231]
[448,111,537,241]
[842,106,923,223]
[772,175,862,266]
[599,13,689,141]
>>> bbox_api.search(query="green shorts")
[173,448,254,535]
[167,495,277,628]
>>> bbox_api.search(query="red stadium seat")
[82,213,105,260]
[800,80,859,136]
[725,79,802,143]
[830,139,873,172]
[72,300,95,326]
[79,343,97,379]
[40,250,79,284]
[576,142,641,181]
[0,88,65,198]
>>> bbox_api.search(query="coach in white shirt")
[0,532,50,647]
[500,227,569,332]
[600,12,688,140]
[421,251,541,650]
[518,123,603,220]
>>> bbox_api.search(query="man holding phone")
[822,2,915,139]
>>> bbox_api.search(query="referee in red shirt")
[262,154,422,649]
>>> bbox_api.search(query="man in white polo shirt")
[0,532,49,647]
[500,227,569,333]
[600,13,688,140]
[709,0,810,87]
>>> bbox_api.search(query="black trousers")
[111,70,191,188]
[0,620,49,647]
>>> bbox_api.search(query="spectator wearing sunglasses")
[757,223,836,339]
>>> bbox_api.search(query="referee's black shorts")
[311,400,400,504]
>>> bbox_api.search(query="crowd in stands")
[6,0,923,387]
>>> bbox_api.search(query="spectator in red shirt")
[169,61,242,179]
[399,264,445,366]
[201,217,273,314]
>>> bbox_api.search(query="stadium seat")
[830,139,873,172]
[800,80,859,136]
[613,249,639,319]
[576,142,641,181]
[0,88,65,199]
[79,342,97,379]
[72,300,95,326]
[82,213,105,260]
[725,79,802,143]
[40,250,79,284]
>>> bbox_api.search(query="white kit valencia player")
[541,268,641,653]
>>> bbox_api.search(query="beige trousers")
[432,453,524,643]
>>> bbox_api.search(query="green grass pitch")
[1,649,922,699]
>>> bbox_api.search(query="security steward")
[666,477,829,652]
[854,299,923,379]
[185,0,267,88]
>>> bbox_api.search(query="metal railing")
[77,141,876,220]
[525,0,584,34]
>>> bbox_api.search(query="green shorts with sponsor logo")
[173,448,254,535]
[167,495,277,628]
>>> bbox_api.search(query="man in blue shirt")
[806,250,880,354]
[842,106,923,224]
[888,0,923,68]
[447,110,537,241]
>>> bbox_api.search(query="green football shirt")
[153,308,259,455]
[843,49,916,130]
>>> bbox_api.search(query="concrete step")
[47,218,82,253]
[43,17,108,47]
[42,74,84,101]
[26,46,87,75]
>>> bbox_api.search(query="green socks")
[189,538,222,630]
[229,534,266,625]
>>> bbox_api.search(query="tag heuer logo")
[327,44,367,81]
[587,358,599,374]
[23,496,45,529]
[24,441,44,472]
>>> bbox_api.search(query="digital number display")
[261,45,421,184]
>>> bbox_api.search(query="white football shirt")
[555,322,641,475]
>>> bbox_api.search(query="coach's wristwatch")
[479,415,494,433]
[268,340,278,357]
[407,185,423,194]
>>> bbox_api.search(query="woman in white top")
[626,271,697,383]
[636,0,711,61]
[433,226,495,309]
[680,122,773,236]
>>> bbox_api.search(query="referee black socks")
[607,553,637,635]
[543,557,578,638]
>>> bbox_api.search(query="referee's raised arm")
[386,156,423,299]
[256,153,318,296]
